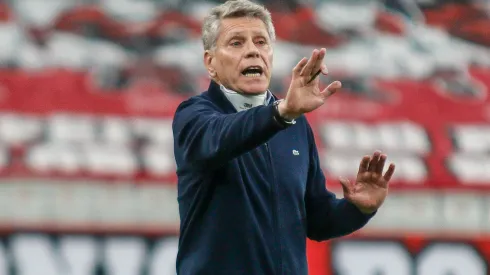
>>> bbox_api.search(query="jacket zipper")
[264,142,283,274]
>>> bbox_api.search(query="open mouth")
[241,66,263,77]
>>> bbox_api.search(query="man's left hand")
[339,151,396,215]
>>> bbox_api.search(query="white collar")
[220,85,272,112]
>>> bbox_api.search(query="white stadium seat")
[47,33,91,69]
[184,1,218,22]
[0,113,43,146]
[394,156,427,182]
[99,117,132,145]
[153,40,207,76]
[47,114,96,144]
[131,118,156,138]
[323,152,427,183]
[83,144,137,176]
[321,121,430,154]
[16,40,54,70]
[131,119,173,147]
[321,122,354,150]
[315,0,379,32]
[13,0,75,27]
[141,145,175,176]
[26,143,82,173]
[0,23,24,66]
[452,125,490,153]
[352,123,378,151]
[447,154,490,183]
[377,123,402,151]
[100,0,158,23]
[398,122,431,154]
[146,120,173,147]
[88,39,129,69]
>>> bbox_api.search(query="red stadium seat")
[53,5,127,40]
[0,0,486,190]
[0,2,13,23]
[374,11,406,35]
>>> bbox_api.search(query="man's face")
[204,17,273,94]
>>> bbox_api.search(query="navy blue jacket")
[173,81,374,275]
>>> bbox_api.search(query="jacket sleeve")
[304,124,375,242]
[172,98,286,171]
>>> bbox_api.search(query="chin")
[239,80,269,95]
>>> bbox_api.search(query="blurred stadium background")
[0,0,489,274]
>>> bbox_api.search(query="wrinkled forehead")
[218,17,270,41]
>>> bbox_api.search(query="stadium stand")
[0,0,488,184]
[0,0,489,274]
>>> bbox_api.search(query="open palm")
[280,48,341,119]
[340,151,396,214]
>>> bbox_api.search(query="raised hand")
[339,151,396,214]
[278,48,341,120]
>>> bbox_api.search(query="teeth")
[244,73,261,77]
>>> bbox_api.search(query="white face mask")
[220,85,271,112]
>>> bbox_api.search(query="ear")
[204,50,216,78]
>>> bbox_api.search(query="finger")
[376,154,387,175]
[383,163,396,182]
[368,151,381,172]
[358,155,370,173]
[307,64,328,84]
[306,69,322,84]
[320,80,341,98]
[321,64,328,75]
[339,177,352,195]
[310,48,326,78]
[299,49,319,77]
[292,57,308,76]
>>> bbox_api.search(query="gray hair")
[201,0,276,51]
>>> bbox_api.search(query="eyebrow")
[227,31,268,40]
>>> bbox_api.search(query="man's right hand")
[278,48,341,120]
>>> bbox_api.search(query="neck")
[220,84,269,112]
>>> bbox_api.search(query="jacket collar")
[206,80,276,114]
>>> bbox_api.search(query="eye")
[256,40,267,45]
[230,41,242,47]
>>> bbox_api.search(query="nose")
[244,41,260,58]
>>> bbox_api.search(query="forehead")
[218,17,269,40]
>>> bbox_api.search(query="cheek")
[265,51,273,70]
[222,57,240,75]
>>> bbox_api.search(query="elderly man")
[172,0,396,274]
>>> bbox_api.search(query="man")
[172,0,396,274]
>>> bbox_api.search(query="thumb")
[339,177,351,195]
[321,81,341,98]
